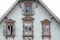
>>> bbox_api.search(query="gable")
[0,0,19,23]
[0,2,60,40]
[0,0,60,24]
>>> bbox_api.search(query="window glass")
[26,6,30,14]
[24,22,32,35]
[7,26,13,35]
[24,22,32,27]
[43,25,49,35]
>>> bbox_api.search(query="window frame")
[41,19,51,39]
[23,1,33,16]
[22,16,34,39]
[25,5,31,14]
[4,19,15,39]
[7,25,14,36]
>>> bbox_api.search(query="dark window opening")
[8,26,10,32]
[29,27,32,31]
[8,26,13,35]
[26,10,28,12]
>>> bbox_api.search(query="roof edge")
[39,0,60,23]
[0,0,19,23]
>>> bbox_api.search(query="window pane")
[24,22,32,35]
[8,26,11,35]
[24,22,32,27]
[43,25,49,35]
[7,26,13,35]
[26,6,30,14]
[11,26,13,35]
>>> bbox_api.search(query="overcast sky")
[0,0,16,18]
[42,0,60,19]
[0,0,60,19]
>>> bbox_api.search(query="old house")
[0,0,60,40]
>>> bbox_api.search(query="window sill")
[4,35,15,37]
[41,35,51,37]
[22,13,34,16]
[22,35,34,37]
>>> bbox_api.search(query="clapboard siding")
[0,2,60,40]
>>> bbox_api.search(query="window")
[41,19,51,39]
[24,26,32,32]
[43,25,49,35]
[25,6,31,15]
[22,1,33,16]
[4,19,15,39]
[24,22,32,35]
[22,16,34,39]
[7,25,13,35]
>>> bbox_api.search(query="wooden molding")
[22,1,34,16]
[4,19,15,39]
[22,16,34,39]
[41,19,51,39]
